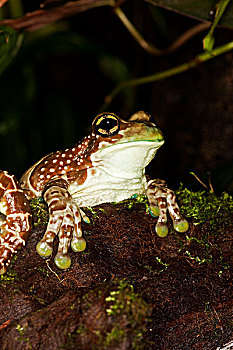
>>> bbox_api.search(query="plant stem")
[114,6,161,55]
[103,40,233,108]
[213,0,231,31]
[114,6,210,56]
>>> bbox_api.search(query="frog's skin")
[0,111,188,274]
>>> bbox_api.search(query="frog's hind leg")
[147,179,189,237]
[36,179,86,270]
[0,171,32,274]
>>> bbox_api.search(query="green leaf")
[148,0,233,28]
[203,0,231,51]
[0,26,24,75]
[203,32,215,51]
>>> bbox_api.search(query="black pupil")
[98,117,118,134]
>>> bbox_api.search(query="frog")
[0,111,188,274]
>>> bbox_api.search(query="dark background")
[0,0,232,193]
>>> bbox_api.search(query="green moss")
[61,280,151,349]
[15,323,32,347]
[176,186,233,269]
[104,327,125,347]
[176,186,233,229]
[36,266,50,278]
[113,194,149,211]
[0,267,18,287]
[104,279,151,349]
[106,280,138,316]
[155,256,169,270]
[30,197,49,226]
[84,206,100,218]
[125,194,149,210]
[32,296,47,305]
[61,325,88,349]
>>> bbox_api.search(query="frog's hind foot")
[147,179,188,237]
[37,179,86,270]
[0,171,32,274]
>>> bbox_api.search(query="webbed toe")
[173,218,189,233]
[36,241,53,257]
[71,237,86,252]
[155,222,169,237]
[54,253,71,269]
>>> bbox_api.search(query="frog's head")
[90,111,164,178]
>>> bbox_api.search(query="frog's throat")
[91,140,164,179]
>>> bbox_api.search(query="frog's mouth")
[116,139,164,146]
[91,139,164,179]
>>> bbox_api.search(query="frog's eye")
[93,113,120,137]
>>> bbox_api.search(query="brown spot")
[67,169,87,186]
[51,202,67,212]
[65,214,73,220]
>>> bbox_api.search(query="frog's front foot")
[147,179,188,237]
[36,180,86,270]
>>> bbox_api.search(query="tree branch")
[0,0,114,31]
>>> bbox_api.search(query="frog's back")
[20,139,93,197]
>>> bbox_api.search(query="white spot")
[67,159,71,164]
[41,167,46,172]
[61,153,66,158]
[60,161,64,165]
[52,159,57,163]
[49,168,55,172]
[46,175,51,179]
[40,175,44,179]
